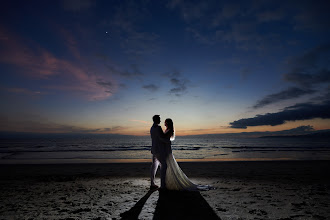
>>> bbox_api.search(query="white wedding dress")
[162,132,212,191]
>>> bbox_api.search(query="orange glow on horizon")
[1,118,329,136]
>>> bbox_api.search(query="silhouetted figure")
[161,118,212,191]
[150,115,167,189]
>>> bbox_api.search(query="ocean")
[1,135,330,163]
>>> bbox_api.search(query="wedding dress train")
[164,147,212,191]
[159,126,212,191]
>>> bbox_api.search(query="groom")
[150,115,167,190]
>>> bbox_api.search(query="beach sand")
[0,161,329,220]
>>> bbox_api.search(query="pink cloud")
[2,87,43,96]
[130,119,149,124]
[58,27,82,60]
[0,26,117,101]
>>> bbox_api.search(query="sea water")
[1,135,330,163]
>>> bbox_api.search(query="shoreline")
[0,157,327,164]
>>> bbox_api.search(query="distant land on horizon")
[259,131,330,139]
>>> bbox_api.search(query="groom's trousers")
[151,154,167,188]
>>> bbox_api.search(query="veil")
[170,130,175,141]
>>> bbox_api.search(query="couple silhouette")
[150,115,212,191]
[119,116,217,219]
[119,115,217,219]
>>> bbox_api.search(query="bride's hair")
[165,118,175,140]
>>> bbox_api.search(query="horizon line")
[1,128,330,138]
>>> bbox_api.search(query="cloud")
[122,32,159,57]
[96,81,113,88]
[0,28,60,78]
[123,64,144,78]
[167,0,210,22]
[256,9,285,23]
[187,17,278,51]
[293,2,330,31]
[283,44,330,86]
[287,44,330,68]
[61,0,93,11]
[1,87,44,96]
[171,1,329,52]
[142,84,159,92]
[0,115,126,134]
[130,119,149,124]
[169,80,187,96]
[185,27,215,45]
[217,21,269,51]
[165,71,189,96]
[169,1,260,48]
[102,60,144,79]
[284,69,330,87]
[252,44,330,109]
[275,125,314,134]
[210,125,323,138]
[81,126,124,133]
[96,80,115,94]
[253,87,316,109]
[169,1,280,50]
[0,26,116,101]
[230,100,330,129]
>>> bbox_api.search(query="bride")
[160,118,212,191]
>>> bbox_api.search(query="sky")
[1,0,330,136]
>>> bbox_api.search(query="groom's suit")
[150,123,167,188]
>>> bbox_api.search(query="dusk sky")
[1,0,330,136]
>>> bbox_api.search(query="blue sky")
[1,0,330,135]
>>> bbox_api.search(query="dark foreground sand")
[0,161,330,220]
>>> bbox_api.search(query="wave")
[222,146,330,149]
[0,147,152,154]
[176,147,201,151]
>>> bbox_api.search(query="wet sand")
[0,161,329,219]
